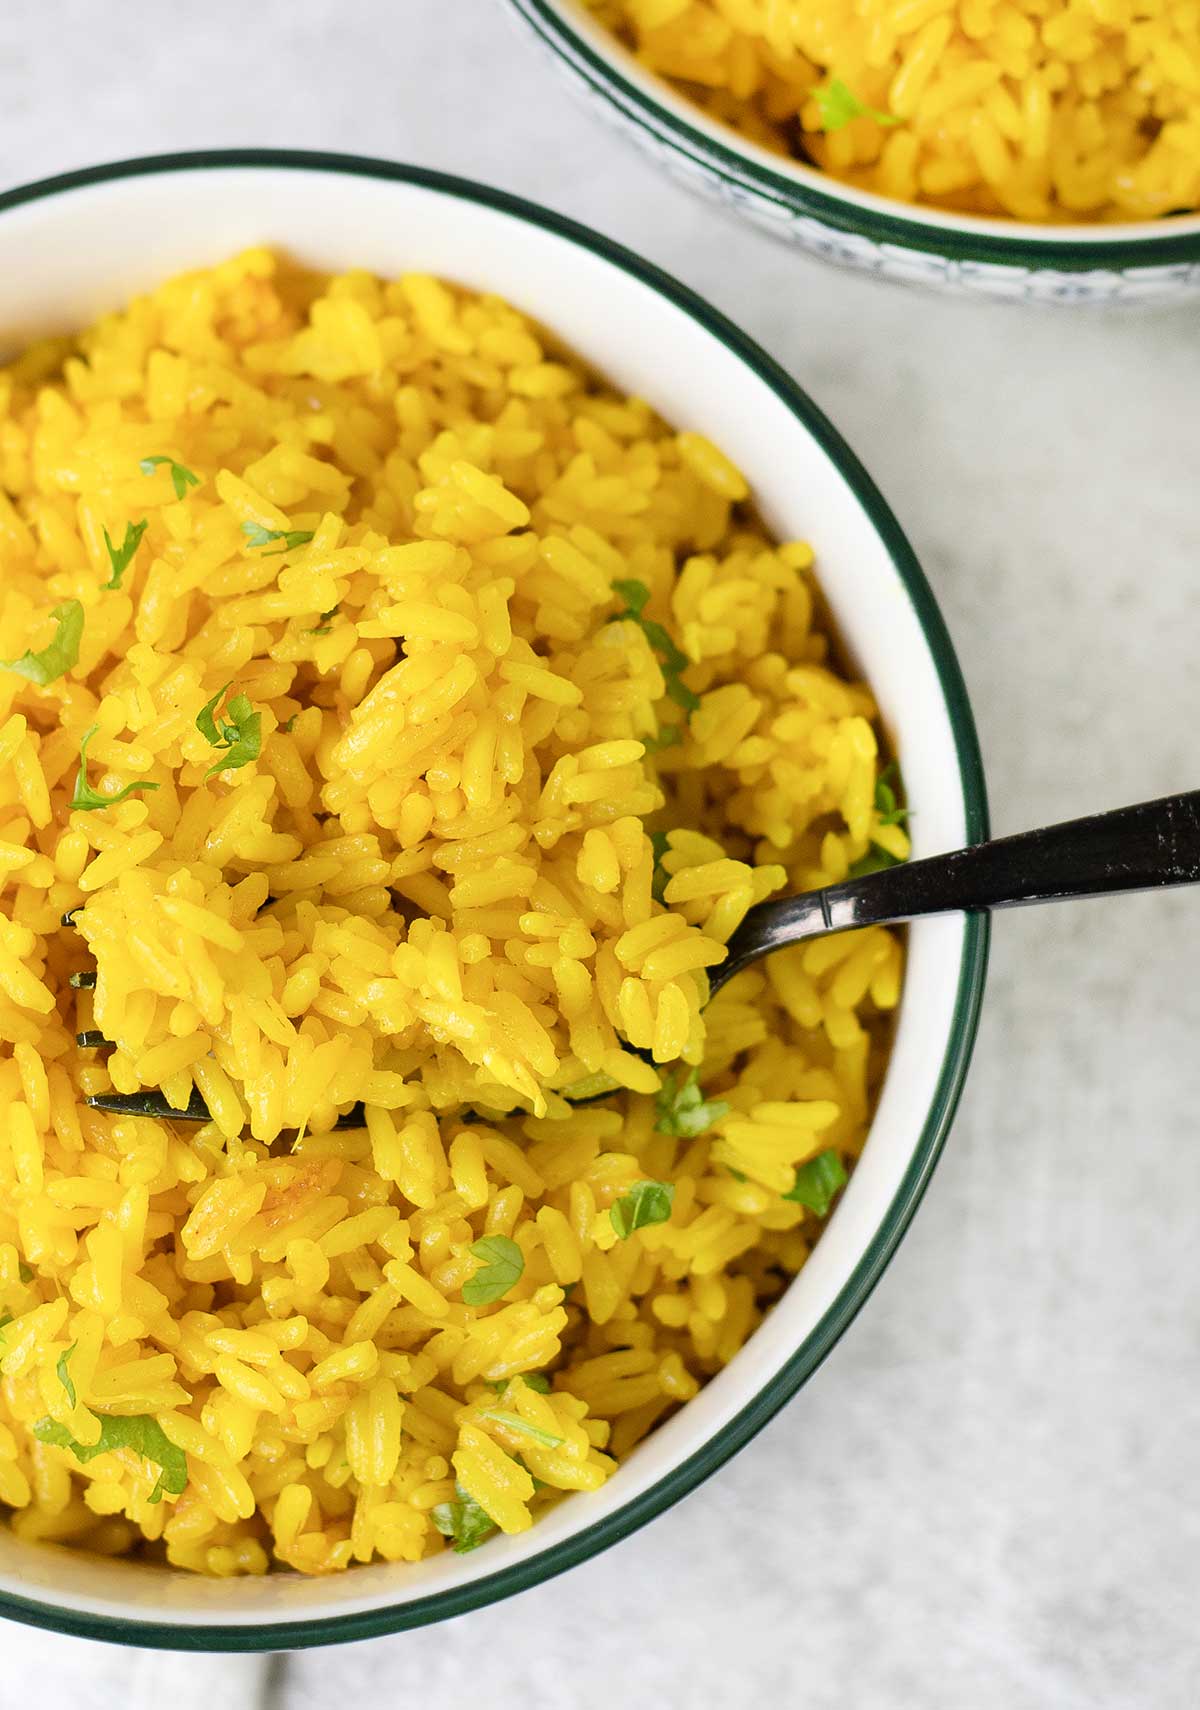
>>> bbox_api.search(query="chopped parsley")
[815,78,902,133]
[431,1482,497,1553]
[0,599,84,685]
[642,724,683,756]
[307,606,338,636]
[874,762,908,827]
[847,846,903,879]
[488,1373,552,1395]
[611,578,699,714]
[102,519,148,591]
[140,456,200,500]
[69,725,160,813]
[57,1342,77,1408]
[783,1148,848,1217]
[610,1179,675,1239]
[847,763,908,877]
[478,1409,563,1449]
[462,1234,524,1307]
[195,683,262,778]
[654,1068,730,1139]
[33,1412,187,1503]
[241,521,315,554]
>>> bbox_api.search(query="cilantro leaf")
[307,606,338,636]
[140,456,200,500]
[241,521,315,554]
[487,1373,551,1394]
[57,1342,77,1408]
[32,1411,187,1503]
[847,845,903,880]
[431,1482,497,1553]
[195,684,261,778]
[611,577,649,617]
[815,78,902,132]
[610,1179,675,1239]
[478,1408,563,1449]
[69,724,160,813]
[654,1068,730,1139]
[611,580,699,717]
[874,762,908,827]
[0,600,84,685]
[102,519,148,591]
[17,1262,32,1284]
[642,724,682,756]
[462,1234,524,1307]
[783,1148,848,1217]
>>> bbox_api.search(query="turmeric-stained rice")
[587,0,1200,222]
[0,250,905,1576]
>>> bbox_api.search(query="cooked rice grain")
[0,250,906,1576]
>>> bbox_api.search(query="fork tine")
[85,1089,368,1132]
[86,1087,210,1121]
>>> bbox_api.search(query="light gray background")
[0,1,1197,1705]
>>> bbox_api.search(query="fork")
[73,789,1200,1124]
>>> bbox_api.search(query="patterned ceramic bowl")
[506,0,1200,305]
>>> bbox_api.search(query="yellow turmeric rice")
[586,0,1200,221]
[0,250,906,1578]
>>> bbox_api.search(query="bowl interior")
[0,157,984,1642]
[515,0,1200,256]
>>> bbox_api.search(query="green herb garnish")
[874,762,908,827]
[609,1179,676,1239]
[462,1234,524,1307]
[102,520,148,591]
[33,1412,187,1503]
[642,724,683,756]
[431,1482,497,1554]
[17,1263,32,1284]
[783,1148,848,1218]
[846,846,903,880]
[478,1408,563,1449]
[815,78,902,133]
[307,607,338,636]
[69,725,160,813]
[654,1068,730,1139]
[241,522,315,554]
[195,683,262,778]
[0,600,84,685]
[140,456,200,500]
[488,1373,551,1395]
[57,1342,77,1408]
[611,578,699,715]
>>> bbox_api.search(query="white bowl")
[505,0,1200,306]
[0,150,988,1648]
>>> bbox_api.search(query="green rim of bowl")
[0,149,989,1650]
[509,0,1200,273]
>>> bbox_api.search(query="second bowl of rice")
[0,149,986,1647]
[505,0,1200,304]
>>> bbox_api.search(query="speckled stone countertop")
[0,2,1197,1705]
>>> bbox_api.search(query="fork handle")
[827,789,1200,933]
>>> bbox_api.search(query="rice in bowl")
[583,0,1200,222]
[0,251,907,1577]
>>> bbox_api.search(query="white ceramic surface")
[0,158,980,1637]
[507,0,1200,305]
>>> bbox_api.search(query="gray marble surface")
[0,1,1197,1705]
